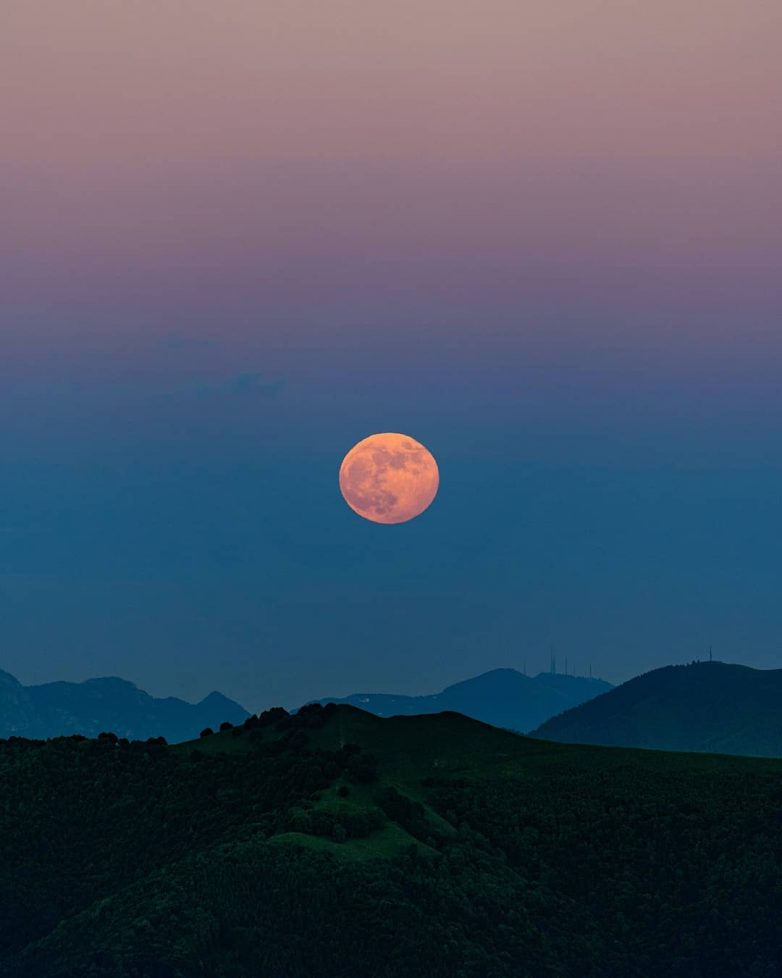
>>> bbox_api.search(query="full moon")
[339,433,439,524]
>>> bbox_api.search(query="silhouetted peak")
[533,660,782,757]
[83,676,140,688]
[309,667,613,733]
[441,668,530,695]
[0,669,22,688]
[199,691,238,707]
[1,673,249,742]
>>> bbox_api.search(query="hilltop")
[311,667,611,731]
[533,660,782,756]
[1,703,781,976]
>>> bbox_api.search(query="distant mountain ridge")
[310,667,612,732]
[0,668,248,742]
[532,661,782,757]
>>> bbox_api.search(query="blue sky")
[1,306,782,709]
[2,0,781,708]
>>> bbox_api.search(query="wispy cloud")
[228,372,286,398]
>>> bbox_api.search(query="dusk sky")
[2,0,781,709]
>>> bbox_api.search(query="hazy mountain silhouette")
[311,667,612,732]
[0,670,38,736]
[532,661,782,756]
[0,669,248,742]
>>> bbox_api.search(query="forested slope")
[533,661,782,756]
[1,704,781,977]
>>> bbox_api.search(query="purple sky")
[1,1,781,708]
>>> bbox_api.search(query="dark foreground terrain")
[1,704,781,977]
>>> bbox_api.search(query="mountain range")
[311,667,612,732]
[533,660,782,756]
[0,668,248,742]
[6,660,782,757]
[1,666,611,744]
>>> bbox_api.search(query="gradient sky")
[1,0,781,709]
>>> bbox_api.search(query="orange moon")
[339,433,439,524]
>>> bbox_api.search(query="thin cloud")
[229,372,286,398]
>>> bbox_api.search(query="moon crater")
[339,433,439,524]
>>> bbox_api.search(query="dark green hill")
[532,660,782,756]
[311,667,612,731]
[2,704,782,977]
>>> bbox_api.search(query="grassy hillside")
[2,704,782,977]
[533,660,782,756]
